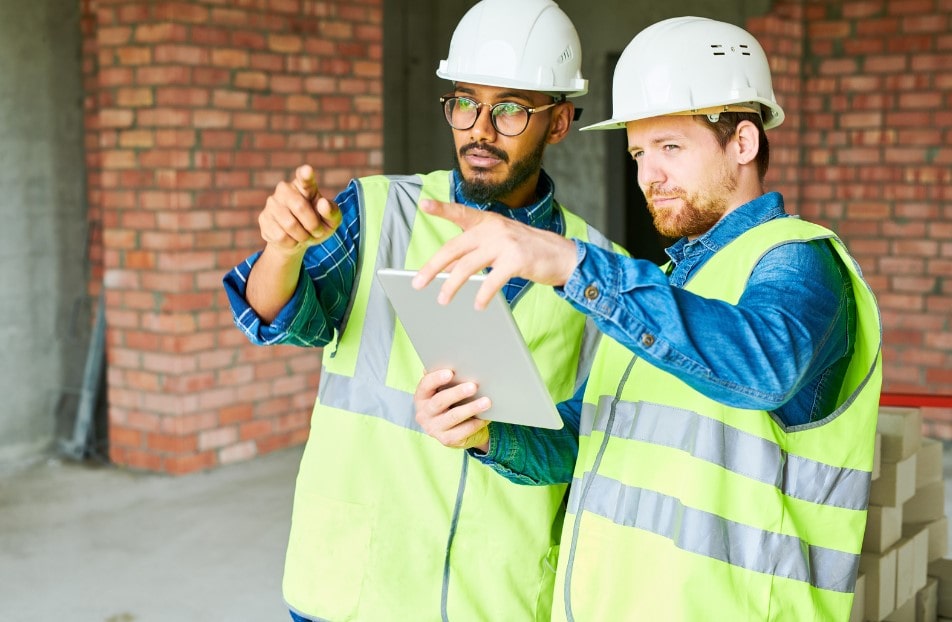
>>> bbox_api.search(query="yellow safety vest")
[555,218,882,621]
[284,170,617,621]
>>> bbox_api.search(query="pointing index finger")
[293,165,319,201]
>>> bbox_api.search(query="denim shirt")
[477,192,856,485]
[222,169,564,346]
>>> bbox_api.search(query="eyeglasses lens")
[442,97,529,136]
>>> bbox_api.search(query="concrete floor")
[0,445,301,621]
[1,441,951,621]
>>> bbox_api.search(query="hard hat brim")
[437,68,588,98]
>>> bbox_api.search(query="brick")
[153,2,209,23]
[165,451,218,476]
[270,75,303,93]
[268,33,303,53]
[211,48,248,68]
[193,110,231,129]
[250,52,284,72]
[209,7,248,27]
[884,593,914,621]
[860,548,897,621]
[234,71,269,91]
[916,577,938,622]
[849,572,866,622]
[904,516,948,562]
[192,67,231,86]
[230,30,266,50]
[865,504,903,553]
[191,26,229,47]
[153,44,209,66]
[219,441,257,465]
[929,558,952,617]
[869,451,918,506]
[320,20,354,40]
[134,22,188,44]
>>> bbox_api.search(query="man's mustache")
[459,142,509,163]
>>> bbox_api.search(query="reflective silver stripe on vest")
[569,472,860,593]
[320,370,421,431]
[584,397,871,510]
[319,175,422,429]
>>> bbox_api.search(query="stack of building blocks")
[849,407,950,622]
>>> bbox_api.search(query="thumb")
[293,165,319,201]
[420,199,482,231]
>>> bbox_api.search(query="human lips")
[650,196,678,206]
[461,145,507,168]
[645,189,681,207]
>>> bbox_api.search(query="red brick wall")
[82,0,950,474]
[83,0,382,474]
[747,1,952,436]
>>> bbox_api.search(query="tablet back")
[376,268,563,430]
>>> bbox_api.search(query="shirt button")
[584,284,599,300]
[641,333,655,347]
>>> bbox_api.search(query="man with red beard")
[222,1,619,620]
[413,16,882,621]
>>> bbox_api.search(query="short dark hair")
[698,112,769,181]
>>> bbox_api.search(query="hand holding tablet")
[377,268,564,430]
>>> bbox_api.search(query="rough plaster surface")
[0,0,90,463]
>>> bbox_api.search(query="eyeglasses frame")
[439,94,565,137]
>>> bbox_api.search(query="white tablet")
[376,268,564,430]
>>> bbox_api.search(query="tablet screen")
[377,268,564,430]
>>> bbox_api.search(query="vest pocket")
[284,495,372,620]
[534,544,560,622]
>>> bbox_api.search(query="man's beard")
[646,166,738,239]
[454,138,546,205]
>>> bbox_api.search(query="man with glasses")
[222,0,617,620]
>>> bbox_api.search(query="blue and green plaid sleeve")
[222,180,361,347]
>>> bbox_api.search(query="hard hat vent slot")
[710,44,752,56]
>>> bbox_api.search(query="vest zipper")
[441,452,468,622]
[563,355,637,621]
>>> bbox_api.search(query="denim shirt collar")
[665,191,788,267]
[450,168,557,231]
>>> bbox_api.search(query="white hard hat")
[437,0,588,98]
[582,16,784,131]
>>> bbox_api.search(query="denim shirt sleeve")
[222,180,361,347]
[469,380,585,485]
[560,238,851,415]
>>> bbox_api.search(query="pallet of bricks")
[850,406,951,622]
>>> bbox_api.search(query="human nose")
[637,154,663,188]
[468,103,498,140]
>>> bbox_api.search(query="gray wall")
[0,0,90,465]
[384,0,771,232]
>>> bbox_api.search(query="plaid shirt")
[223,169,565,347]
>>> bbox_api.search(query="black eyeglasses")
[440,95,563,137]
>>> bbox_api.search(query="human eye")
[455,97,477,112]
[662,143,680,153]
[630,150,643,160]
[494,102,525,118]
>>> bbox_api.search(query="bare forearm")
[246,244,307,324]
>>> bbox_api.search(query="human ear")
[733,120,760,165]
[545,102,574,144]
